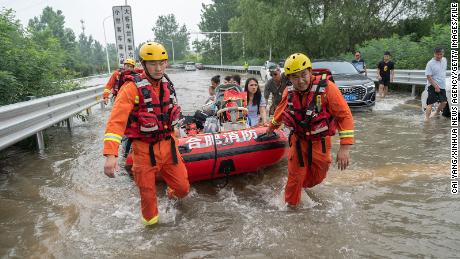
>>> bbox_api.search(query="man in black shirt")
[351,51,367,76]
[377,51,395,98]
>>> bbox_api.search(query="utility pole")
[269,45,272,61]
[80,20,85,35]
[242,34,245,59]
[190,31,244,66]
[102,15,112,74]
[165,39,175,64]
[219,28,222,66]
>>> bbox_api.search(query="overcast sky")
[1,0,213,45]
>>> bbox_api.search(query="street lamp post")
[102,15,112,74]
[219,28,222,66]
[190,31,244,66]
[165,39,175,64]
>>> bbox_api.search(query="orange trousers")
[285,134,332,206]
[131,138,189,225]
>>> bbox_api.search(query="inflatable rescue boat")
[125,83,288,183]
[125,126,287,183]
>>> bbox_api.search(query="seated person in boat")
[206,75,220,104]
[229,74,241,86]
[244,78,267,127]
[223,75,232,84]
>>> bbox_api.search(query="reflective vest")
[112,68,144,97]
[281,74,337,141]
[124,74,181,144]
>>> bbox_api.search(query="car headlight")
[364,82,375,92]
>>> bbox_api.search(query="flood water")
[0,69,458,258]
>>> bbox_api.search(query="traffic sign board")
[112,5,135,65]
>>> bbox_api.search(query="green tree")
[201,0,432,63]
[341,24,451,70]
[198,0,240,64]
[152,14,190,61]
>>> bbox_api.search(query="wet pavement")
[0,69,458,258]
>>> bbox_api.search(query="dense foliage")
[152,14,190,62]
[0,7,117,105]
[197,0,452,68]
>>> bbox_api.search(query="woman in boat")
[244,77,267,127]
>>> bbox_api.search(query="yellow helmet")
[124,58,136,66]
[139,42,168,61]
[284,53,312,75]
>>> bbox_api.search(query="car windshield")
[312,61,358,75]
[266,62,276,68]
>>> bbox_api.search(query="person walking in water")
[266,53,354,206]
[377,51,395,98]
[103,42,189,226]
[424,47,448,121]
[102,58,137,104]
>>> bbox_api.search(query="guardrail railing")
[367,69,452,85]
[0,81,107,152]
[203,65,262,74]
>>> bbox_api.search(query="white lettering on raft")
[186,129,258,149]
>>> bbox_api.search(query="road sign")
[112,5,135,65]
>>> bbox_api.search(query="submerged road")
[0,69,458,258]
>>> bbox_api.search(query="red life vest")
[112,68,144,96]
[124,74,181,144]
[281,74,337,141]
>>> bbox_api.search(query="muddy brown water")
[0,69,458,258]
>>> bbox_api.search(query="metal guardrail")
[203,65,262,75]
[367,69,452,85]
[0,84,106,151]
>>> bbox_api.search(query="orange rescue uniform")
[270,80,354,205]
[103,75,189,225]
[102,70,120,99]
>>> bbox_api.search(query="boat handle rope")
[210,130,230,189]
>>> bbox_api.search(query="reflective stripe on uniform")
[104,133,123,143]
[104,89,111,93]
[271,118,280,126]
[134,96,139,104]
[338,130,354,138]
[142,215,159,225]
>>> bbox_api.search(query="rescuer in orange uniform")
[266,53,354,206]
[103,42,189,226]
[102,58,137,104]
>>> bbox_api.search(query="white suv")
[184,62,196,71]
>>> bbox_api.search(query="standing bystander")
[377,51,395,98]
[424,47,448,121]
